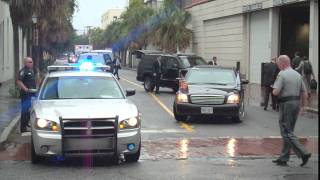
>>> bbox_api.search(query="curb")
[0,115,19,145]
[305,107,318,114]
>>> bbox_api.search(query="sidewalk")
[245,83,318,113]
[0,80,20,144]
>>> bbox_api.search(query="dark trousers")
[153,75,161,93]
[264,85,278,109]
[113,67,119,79]
[277,101,309,161]
[20,94,32,132]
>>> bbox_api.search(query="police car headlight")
[36,118,59,131]
[119,115,141,130]
[227,94,240,104]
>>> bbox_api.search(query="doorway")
[280,3,310,59]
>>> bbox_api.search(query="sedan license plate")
[201,107,213,114]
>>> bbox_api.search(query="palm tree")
[4,0,77,78]
[151,0,192,53]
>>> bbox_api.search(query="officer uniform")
[273,67,310,165]
[152,58,162,94]
[18,66,36,132]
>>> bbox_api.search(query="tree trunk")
[12,23,20,82]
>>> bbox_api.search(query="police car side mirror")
[126,89,136,97]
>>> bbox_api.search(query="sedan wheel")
[144,76,153,92]
[173,105,187,122]
[234,100,245,122]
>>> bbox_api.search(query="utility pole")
[85,26,93,45]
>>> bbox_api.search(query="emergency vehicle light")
[47,64,110,73]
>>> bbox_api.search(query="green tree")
[151,0,192,53]
[3,0,78,77]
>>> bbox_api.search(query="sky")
[72,0,128,34]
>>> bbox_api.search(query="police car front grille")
[62,118,116,138]
[190,95,225,105]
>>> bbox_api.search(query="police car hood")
[34,99,138,120]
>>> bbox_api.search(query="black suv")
[136,53,207,92]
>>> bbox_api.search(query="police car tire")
[125,142,141,162]
[31,138,42,164]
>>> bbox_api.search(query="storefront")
[187,0,318,84]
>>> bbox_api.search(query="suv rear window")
[179,56,207,68]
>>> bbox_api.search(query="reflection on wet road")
[0,137,317,161]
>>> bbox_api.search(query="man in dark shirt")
[152,56,162,94]
[16,57,37,133]
[263,57,279,110]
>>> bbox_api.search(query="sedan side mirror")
[126,89,136,97]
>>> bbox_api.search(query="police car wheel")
[31,138,42,164]
[125,142,141,162]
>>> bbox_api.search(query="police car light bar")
[47,64,111,73]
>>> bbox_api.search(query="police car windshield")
[186,69,236,85]
[179,56,207,68]
[40,76,124,100]
[78,54,106,65]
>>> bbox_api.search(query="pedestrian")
[291,51,302,71]
[113,55,121,80]
[295,56,315,98]
[272,55,311,167]
[263,57,279,111]
[152,56,162,94]
[16,57,37,133]
[212,56,218,65]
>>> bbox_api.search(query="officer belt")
[278,96,300,103]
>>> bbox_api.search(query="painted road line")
[122,78,144,89]
[149,92,194,132]
[122,78,194,132]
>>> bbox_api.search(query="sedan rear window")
[40,76,124,100]
[187,69,236,85]
[179,56,207,67]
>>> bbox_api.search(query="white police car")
[30,63,141,164]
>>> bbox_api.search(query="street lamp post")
[32,14,40,75]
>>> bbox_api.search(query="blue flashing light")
[79,61,94,71]
[127,143,135,151]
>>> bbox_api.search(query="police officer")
[272,55,311,166]
[152,56,162,94]
[16,57,37,133]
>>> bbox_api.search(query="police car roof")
[47,70,114,78]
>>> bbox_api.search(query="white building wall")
[187,0,316,84]
[101,9,124,29]
[0,1,14,83]
[309,0,318,83]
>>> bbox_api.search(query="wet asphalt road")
[0,68,318,179]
